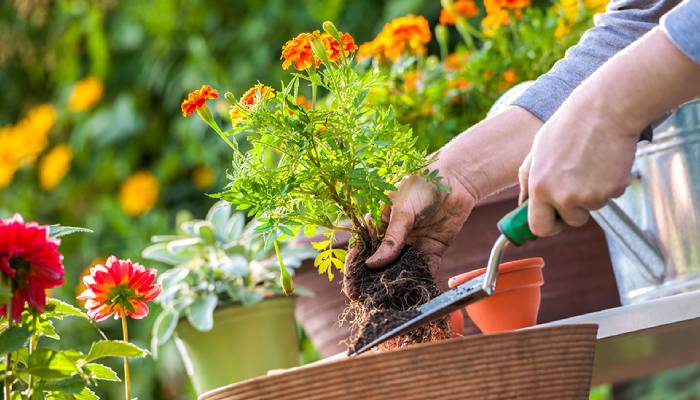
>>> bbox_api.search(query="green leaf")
[35,375,86,393]
[0,326,32,354]
[48,226,93,238]
[46,299,89,320]
[186,294,217,332]
[73,387,98,400]
[27,349,80,379]
[152,307,178,347]
[83,340,147,364]
[83,363,120,382]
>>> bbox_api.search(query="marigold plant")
[184,22,441,288]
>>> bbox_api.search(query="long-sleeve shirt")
[514,0,700,122]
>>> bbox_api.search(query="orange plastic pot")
[449,257,545,334]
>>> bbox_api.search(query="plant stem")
[121,313,131,400]
[4,300,12,400]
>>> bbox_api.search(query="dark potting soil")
[342,245,451,354]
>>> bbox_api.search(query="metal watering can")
[491,84,700,305]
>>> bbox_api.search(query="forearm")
[515,0,675,121]
[573,29,700,136]
[433,106,542,201]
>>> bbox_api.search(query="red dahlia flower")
[78,256,160,321]
[0,214,64,320]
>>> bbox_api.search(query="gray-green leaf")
[48,226,93,238]
[186,294,217,331]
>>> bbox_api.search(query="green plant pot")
[175,296,299,394]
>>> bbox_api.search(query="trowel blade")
[349,275,489,356]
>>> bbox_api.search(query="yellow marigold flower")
[481,7,510,37]
[555,19,573,37]
[119,171,159,216]
[358,15,431,62]
[68,77,104,112]
[192,166,215,189]
[39,144,72,191]
[440,0,480,25]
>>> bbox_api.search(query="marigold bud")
[224,92,236,105]
[323,21,342,44]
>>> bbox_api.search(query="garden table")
[541,290,700,385]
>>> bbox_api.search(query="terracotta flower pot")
[449,257,545,334]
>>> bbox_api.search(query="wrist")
[432,105,542,202]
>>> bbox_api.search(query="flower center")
[9,257,31,288]
[107,284,142,312]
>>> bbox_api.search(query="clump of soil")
[342,245,451,354]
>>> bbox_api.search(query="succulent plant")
[143,201,316,349]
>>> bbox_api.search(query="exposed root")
[341,245,450,354]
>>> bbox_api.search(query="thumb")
[366,208,414,268]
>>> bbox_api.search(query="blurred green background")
[1,0,699,399]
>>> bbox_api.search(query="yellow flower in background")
[403,71,422,92]
[555,0,608,37]
[68,77,104,112]
[0,103,57,188]
[192,166,215,189]
[39,144,72,191]
[119,170,159,216]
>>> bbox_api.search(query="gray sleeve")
[662,0,700,65]
[513,0,680,121]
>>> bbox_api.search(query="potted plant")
[143,201,315,394]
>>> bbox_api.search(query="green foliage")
[0,299,144,399]
[143,201,315,348]
[214,23,438,256]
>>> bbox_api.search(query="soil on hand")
[342,245,451,354]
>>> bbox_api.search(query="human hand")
[518,94,638,237]
[365,167,477,272]
[519,30,700,237]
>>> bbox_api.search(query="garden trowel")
[350,194,665,356]
[349,201,535,356]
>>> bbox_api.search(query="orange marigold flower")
[77,256,161,321]
[358,15,431,62]
[448,77,471,91]
[230,83,275,127]
[281,31,322,71]
[323,32,358,63]
[503,69,518,84]
[403,71,422,92]
[240,83,275,107]
[440,0,480,25]
[296,96,312,110]
[181,85,219,117]
[444,52,470,72]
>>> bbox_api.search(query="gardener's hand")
[366,106,543,271]
[365,170,477,272]
[520,30,700,237]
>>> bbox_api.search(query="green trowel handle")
[497,200,536,246]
